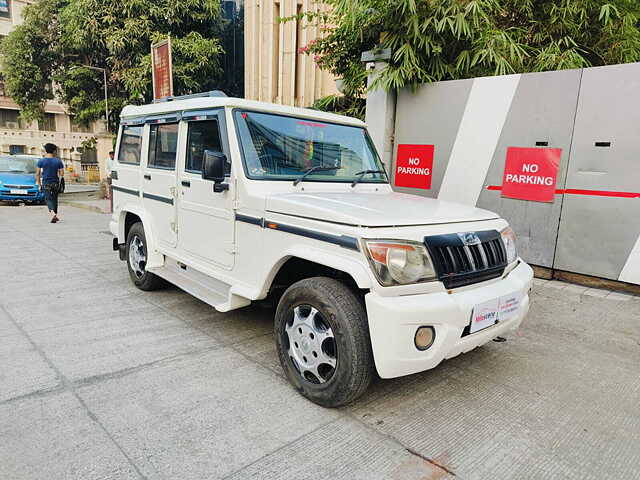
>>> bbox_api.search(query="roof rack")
[153,90,228,103]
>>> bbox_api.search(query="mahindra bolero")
[110,92,533,407]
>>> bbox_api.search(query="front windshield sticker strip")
[182,109,221,121]
[145,114,180,124]
[235,214,359,251]
[112,185,139,197]
[142,192,174,205]
[121,117,146,126]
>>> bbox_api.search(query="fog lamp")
[414,326,435,351]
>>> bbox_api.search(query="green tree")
[1,0,237,132]
[306,0,640,118]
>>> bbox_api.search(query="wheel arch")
[263,246,372,298]
[118,207,164,269]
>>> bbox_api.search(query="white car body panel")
[266,190,498,227]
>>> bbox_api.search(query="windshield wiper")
[351,169,386,187]
[293,165,340,186]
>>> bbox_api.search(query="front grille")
[4,184,31,189]
[424,230,507,289]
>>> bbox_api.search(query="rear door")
[112,122,144,207]
[142,117,179,249]
[177,109,235,269]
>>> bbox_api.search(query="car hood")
[266,191,499,227]
[0,173,36,185]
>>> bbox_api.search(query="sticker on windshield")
[297,121,327,128]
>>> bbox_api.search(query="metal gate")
[378,62,640,284]
[554,63,640,282]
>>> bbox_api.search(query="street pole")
[102,68,109,132]
[70,65,109,132]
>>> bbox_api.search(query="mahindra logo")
[457,232,481,246]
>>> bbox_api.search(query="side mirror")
[202,150,229,192]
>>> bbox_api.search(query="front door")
[177,110,235,269]
[142,121,179,248]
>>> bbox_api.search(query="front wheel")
[274,277,374,407]
[126,222,165,291]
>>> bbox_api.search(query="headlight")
[500,227,518,264]
[363,239,436,286]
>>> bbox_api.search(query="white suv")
[110,92,533,407]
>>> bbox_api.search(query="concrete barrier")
[366,62,640,285]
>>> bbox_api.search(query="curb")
[59,200,110,214]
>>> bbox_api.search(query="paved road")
[1,205,639,480]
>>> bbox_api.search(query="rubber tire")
[274,277,374,407]
[126,222,165,291]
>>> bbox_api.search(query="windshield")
[0,156,38,174]
[234,110,387,183]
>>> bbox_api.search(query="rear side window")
[186,120,228,174]
[148,123,178,169]
[118,125,144,165]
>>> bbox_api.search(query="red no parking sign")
[395,144,434,189]
[501,147,562,202]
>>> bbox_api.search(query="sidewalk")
[59,190,110,214]
[59,198,110,214]
[63,183,101,194]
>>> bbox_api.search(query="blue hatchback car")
[0,155,45,203]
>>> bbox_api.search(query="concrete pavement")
[1,205,639,480]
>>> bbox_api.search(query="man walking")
[36,143,64,223]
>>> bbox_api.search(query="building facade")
[0,0,112,181]
[244,0,338,107]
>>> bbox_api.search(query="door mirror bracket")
[202,150,229,193]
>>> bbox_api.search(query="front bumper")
[0,191,43,202]
[365,260,533,378]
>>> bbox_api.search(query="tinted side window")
[186,120,228,174]
[118,125,144,165]
[148,123,178,169]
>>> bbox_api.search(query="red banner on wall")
[501,147,561,202]
[151,38,174,100]
[395,144,434,189]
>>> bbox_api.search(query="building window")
[0,72,6,97]
[0,108,22,129]
[70,118,92,133]
[9,145,25,155]
[39,113,57,132]
[0,0,11,20]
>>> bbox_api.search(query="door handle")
[144,174,151,180]
[181,180,191,187]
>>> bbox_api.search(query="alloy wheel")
[284,305,337,384]
[129,235,147,278]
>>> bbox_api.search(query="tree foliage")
[1,0,240,131]
[307,0,640,117]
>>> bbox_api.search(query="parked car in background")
[0,155,45,203]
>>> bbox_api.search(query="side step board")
[149,258,251,313]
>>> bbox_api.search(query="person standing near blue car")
[36,143,64,223]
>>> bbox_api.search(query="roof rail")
[153,90,228,103]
